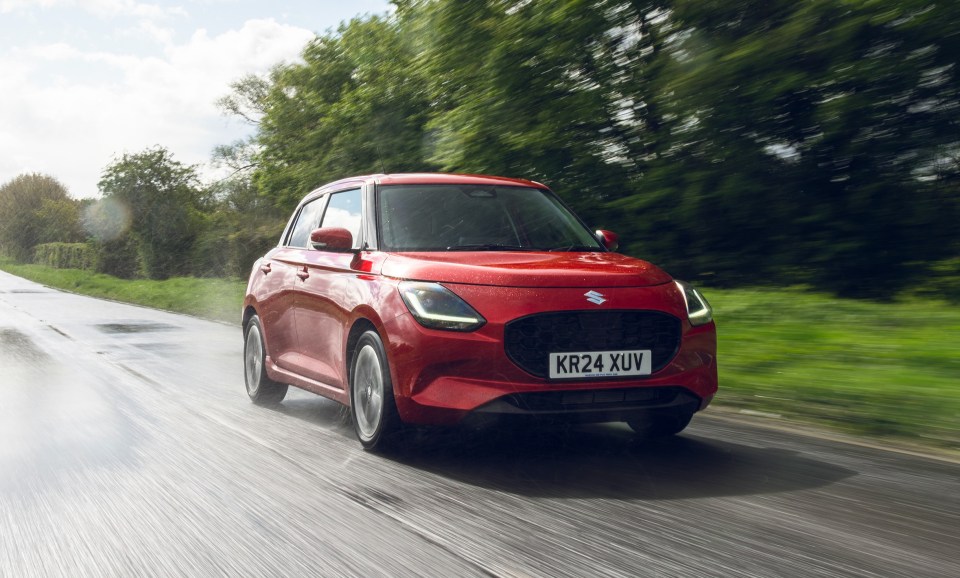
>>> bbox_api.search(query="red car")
[243,173,717,450]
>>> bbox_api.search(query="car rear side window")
[320,188,362,249]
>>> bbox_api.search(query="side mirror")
[595,229,619,252]
[310,227,354,252]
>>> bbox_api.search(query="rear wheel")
[350,330,400,451]
[627,412,693,438]
[244,316,288,405]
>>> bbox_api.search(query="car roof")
[321,173,548,190]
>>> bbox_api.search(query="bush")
[94,234,142,279]
[33,243,96,270]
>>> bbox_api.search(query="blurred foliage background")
[2,0,958,297]
[229,0,960,298]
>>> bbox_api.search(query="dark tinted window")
[378,185,601,251]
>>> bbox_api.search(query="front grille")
[504,310,681,378]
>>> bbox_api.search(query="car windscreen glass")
[377,185,602,252]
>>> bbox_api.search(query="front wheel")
[244,315,288,405]
[350,330,400,451]
[627,412,693,439]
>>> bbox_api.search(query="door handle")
[259,263,272,274]
[297,266,309,280]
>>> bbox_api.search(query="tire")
[244,316,288,405]
[350,330,400,451]
[627,412,693,438]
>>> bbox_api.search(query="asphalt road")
[1,269,958,578]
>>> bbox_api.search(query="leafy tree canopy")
[0,173,80,262]
[98,146,205,279]
[253,15,435,211]
[215,0,960,297]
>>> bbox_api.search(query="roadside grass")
[0,259,244,324]
[2,259,958,450]
[709,287,960,449]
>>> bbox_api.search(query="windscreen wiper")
[548,245,602,252]
[446,244,530,251]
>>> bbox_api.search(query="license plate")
[548,350,652,379]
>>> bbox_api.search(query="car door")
[261,195,327,374]
[291,187,364,390]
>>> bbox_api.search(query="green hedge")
[33,242,96,270]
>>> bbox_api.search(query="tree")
[0,173,79,262]
[34,197,85,245]
[98,147,204,279]
[215,74,272,127]
[413,0,645,217]
[224,15,434,211]
[190,175,286,278]
[612,0,960,294]
[214,0,960,297]
[213,74,272,184]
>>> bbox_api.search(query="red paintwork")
[309,227,353,252]
[243,173,718,426]
[382,283,717,424]
[596,229,620,252]
[380,252,672,288]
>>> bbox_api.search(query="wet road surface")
[1,269,958,577]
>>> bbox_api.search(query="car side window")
[320,188,363,249]
[287,197,326,248]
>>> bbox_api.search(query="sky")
[0,0,393,198]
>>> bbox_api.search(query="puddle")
[96,322,179,334]
[0,328,50,362]
[8,289,51,294]
[133,343,179,352]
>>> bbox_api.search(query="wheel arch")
[242,305,258,333]
[345,316,401,450]
[345,317,379,390]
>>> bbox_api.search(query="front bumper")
[381,283,719,426]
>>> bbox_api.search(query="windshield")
[377,184,603,252]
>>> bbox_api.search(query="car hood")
[380,252,673,288]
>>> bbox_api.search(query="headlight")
[399,282,486,332]
[675,280,713,326]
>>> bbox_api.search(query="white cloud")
[0,18,314,197]
[1,0,58,13]
[84,0,185,19]
[133,18,176,44]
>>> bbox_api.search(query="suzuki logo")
[584,290,607,305]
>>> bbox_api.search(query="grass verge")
[709,287,960,450]
[2,260,958,450]
[0,260,244,324]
